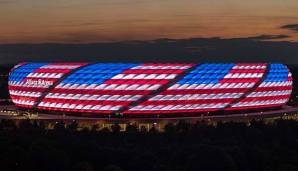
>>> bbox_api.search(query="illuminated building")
[8,63,293,117]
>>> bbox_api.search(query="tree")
[184,146,237,171]
[100,127,111,133]
[111,123,121,134]
[126,124,138,133]
[54,121,66,132]
[73,161,94,171]
[91,124,99,132]
[140,125,147,133]
[149,125,158,134]
[164,123,175,134]
[18,119,34,130]
[176,120,191,133]
[103,165,124,171]
[67,120,78,131]
[0,119,16,130]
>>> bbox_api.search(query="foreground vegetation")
[1,119,298,171]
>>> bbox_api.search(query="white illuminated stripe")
[289,72,292,77]
[259,81,292,87]
[57,83,161,91]
[38,102,122,111]
[232,99,289,107]
[111,74,177,80]
[27,73,63,79]
[224,73,263,79]
[247,90,292,97]
[168,83,255,90]
[150,93,243,101]
[130,65,191,70]
[13,99,35,106]
[117,84,146,90]
[58,83,94,90]
[45,93,142,101]
[59,83,79,89]
[232,65,266,70]
[9,90,42,97]
[8,81,50,88]
[129,103,229,111]
[40,65,81,69]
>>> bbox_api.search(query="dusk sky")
[1,0,298,43]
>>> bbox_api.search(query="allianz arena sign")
[8,62,293,117]
[25,79,54,87]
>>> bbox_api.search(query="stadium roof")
[8,63,293,117]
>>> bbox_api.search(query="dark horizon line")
[0,34,297,45]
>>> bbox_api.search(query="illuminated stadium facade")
[8,63,293,118]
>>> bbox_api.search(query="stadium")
[7,62,293,119]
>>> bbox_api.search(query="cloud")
[281,24,298,31]
[1,35,298,64]
[51,31,108,43]
[245,34,289,40]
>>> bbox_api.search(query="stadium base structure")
[8,63,293,118]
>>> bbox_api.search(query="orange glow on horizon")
[0,0,298,43]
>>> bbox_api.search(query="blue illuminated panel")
[178,63,235,84]
[62,63,140,85]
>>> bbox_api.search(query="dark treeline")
[1,37,298,64]
[1,119,298,171]
[0,65,10,100]
[288,65,298,106]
